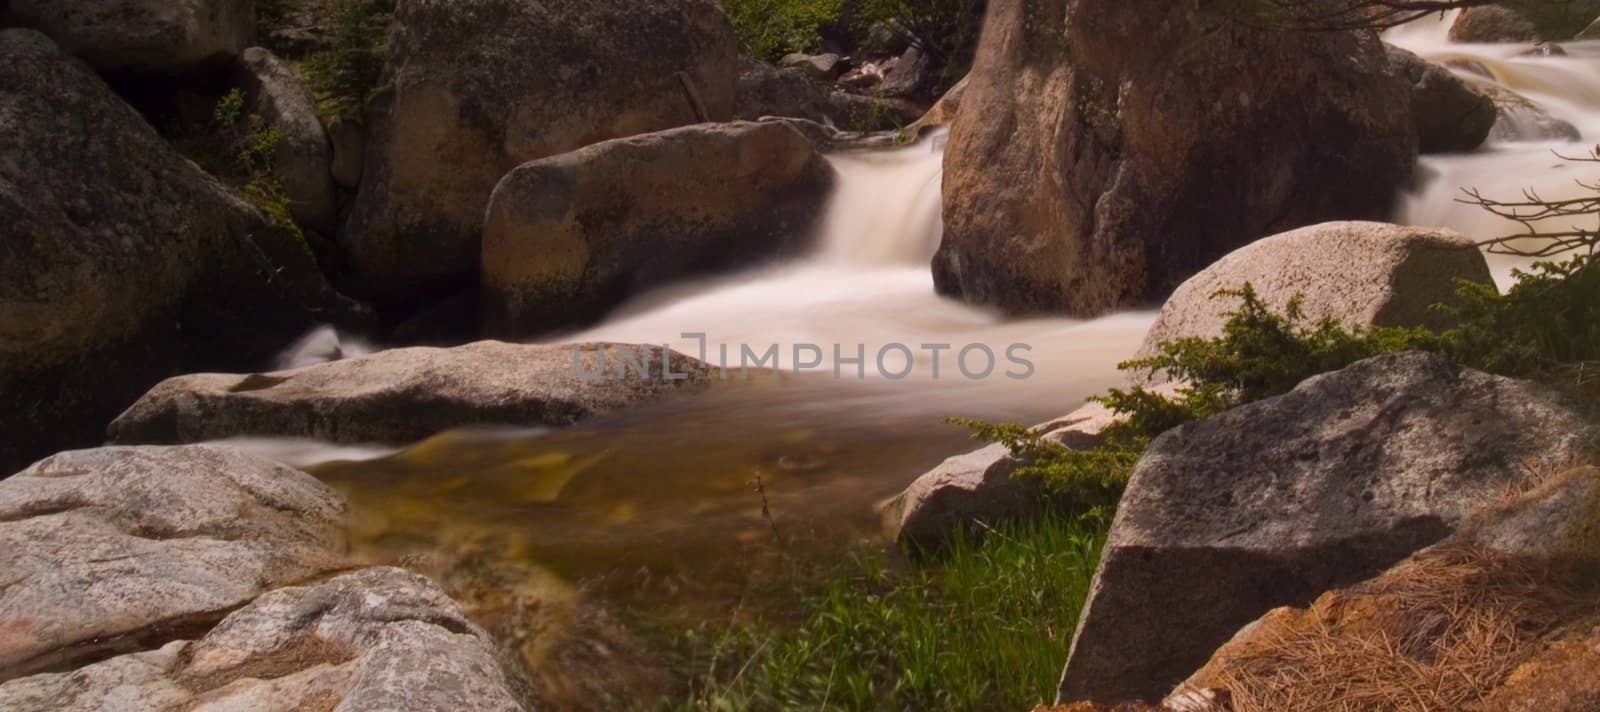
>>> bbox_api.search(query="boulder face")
[7,0,254,72]
[0,30,364,475]
[0,567,527,711]
[1386,46,1496,154]
[1058,352,1595,704]
[482,122,835,336]
[109,341,713,445]
[0,445,348,682]
[235,47,339,235]
[341,0,739,305]
[1133,222,1492,363]
[736,59,833,124]
[1171,468,1600,712]
[1451,1,1600,42]
[936,0,1417,318]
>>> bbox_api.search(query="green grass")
[673,509,1107,710]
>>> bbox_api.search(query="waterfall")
[566,130,1152,383]
[1388,13,1600,288]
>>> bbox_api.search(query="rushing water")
[234,16,1600,698]
[1388,11,1600,287]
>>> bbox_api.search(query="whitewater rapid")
[1388,11,1600,287]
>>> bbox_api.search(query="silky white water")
[561,131,1152,411]
[1389,11,1600,288]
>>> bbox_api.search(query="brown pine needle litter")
[1181,543,1600,712]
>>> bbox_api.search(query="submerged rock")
[1473,81,1584,143]
[235,47,339,234]
[109,342,713,445]
[0,445,347,681]
[0,567,527,711]
[1386,46,1497,154]
[483,122,834,336]
[7,0,253,73]
[1451,1,1600,42]
[1058,352,1595,704]
[936,0,1416,318]
[1133,221,1492,363]
[341,0,738,305]
[0,30,364,474]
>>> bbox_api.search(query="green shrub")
[305,0,395,119]
[958,256,1598,502]
[212,88,245,129]
[1425,256,1600,376]
[720,0,840,62]
[256,0,295,34]
[677,508,1106,710]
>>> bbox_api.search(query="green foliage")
[677,509,1106,710]
[718,0,981,91]
[1424,256,1600,376]
[960,255,1599,503]
[305,0,395,119]
[212,88,245,129]
[256,0,295,34]
[720,0,843,62]
[856,0,985,87]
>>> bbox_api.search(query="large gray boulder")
[0,30,364,475]
[1133,222,1491,363]
[235,47,339,235]
[341,0,739,304]
[1058,352,1596,704]
[0,445,348,681]
[483,122,834,336]
[935,0,1416,318]
[0,567,526,711]
[1386,45,1497,154]
[7,0,254,72]
[109,342,712,445]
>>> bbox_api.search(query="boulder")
[236,47,339,234]
[1169,468,1600,712]
[482,122,834,335]
[341,0,739,305]
[0,30,365,475]
[1451,1,1600,42]
[109,342,713,445]
[735,59,832,124]
[0,567,526,711]
[1058,352,1596,704]
[936,0,1416,318]
[881,46,934,99]
[1385,46,1496,154]
[825,91,927,132]
[1133,222,1492,363]
[883,389,1178,551]
[781,52,845,81]
[6,0,253,73]
[0,445,347,681]
[1473,81,1584,143]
